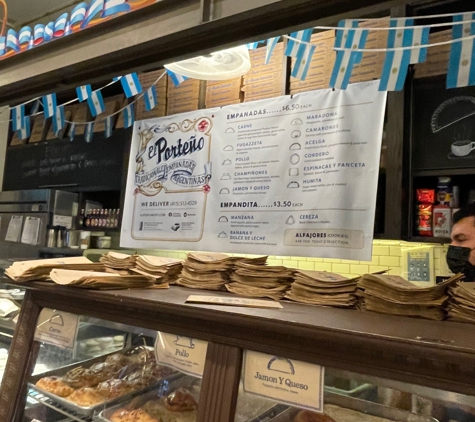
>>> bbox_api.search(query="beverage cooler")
[0,190,78,260]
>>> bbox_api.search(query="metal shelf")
[27,390,91,422]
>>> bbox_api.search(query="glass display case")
[1,282,475,422]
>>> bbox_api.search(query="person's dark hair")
[453,203,475,225]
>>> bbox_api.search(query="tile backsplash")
[131,239,451,280]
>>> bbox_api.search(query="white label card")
[21,216,41,245]
[53,214,73,229]
[5,215,23,242]
[243,350,324,413]
[34,309,79,349]
[154,331,208,377]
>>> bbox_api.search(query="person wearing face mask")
[447,203,475,280]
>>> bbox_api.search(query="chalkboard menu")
[412,79,475,171]
[3,129,132,191]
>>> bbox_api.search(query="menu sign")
[243,350,324,412]
[34,309,79,349]
[154,332,208,377]
[122,81,386,260]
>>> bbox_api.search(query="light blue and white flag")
[166,69,189,86]
[291,42,316,80]
[69,123,76,142]
[53,105,65,133]
[54,13,69,37]
[447,12,475,88]
[284,29,313,57]
[123,104,134,128]
[6,29,20,52]
[102,0,130,18]
[247,41,261,50]
[77,84,93,102]
[44,22,55,42]
[42,94,57,119]
[70,2,88,28]
[87,90,106,117]
[82,0,105,28]
[17,116,30,140]
[379,18,414,91]
[64,21,72,36]
[121,73,142,98]
[144,86,157,111]
[105,115,113,138]
[85,122,94,142]
[265,37,280,64]
[11,104,25,131]
[0,36,5,56]
[19,26,32,47]
[334,20,356,49]
[113,76,121,82]
[29,99,41,115]
[330,24,368,90]
[410,25,430,64]
[34,24,45,45]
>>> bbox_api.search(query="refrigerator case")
[0,190,78,259]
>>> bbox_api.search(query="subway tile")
[350,264,369,275]
[324,259,341,263]
[291,256,307,261]
[267,259,283,266]
[379,256,401,267]
[389,246,402,257]
[283,260,298,268]
[275,256,289,260]
[388,268,402,275]
[314,263,334,272]
[369,265,390,273]
[360,256,379,265]
[342,273,355,278]
[372,246,390,256]
[168,252,180,258]
[332,263,350,273]
[378,240,401,246]
[298,261,315,271]
[307,258,324,263]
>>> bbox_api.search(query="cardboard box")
[168,85,201,102]
[92,97,123,133]
[243,71,283,85]
[115,97,131,129]
[206,99,242,108]
[10,131,27,146]
[72,103,89,135]
[206,91,242,104]
[206,78,242,92]
[167,99,200,115]
[241,80,282,92]
[243,86,283,98]
[244,64,283,78]
[207,77,242,87]
[139,69,168,88]
[310,30,336,42]
[46,109,73,140]
[167,78,200,93]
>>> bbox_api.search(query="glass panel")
[20,309,204,422]
[234,350,475,422]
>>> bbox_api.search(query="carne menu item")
[294,410,336,422]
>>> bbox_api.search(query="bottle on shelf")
[114,209,120,228]
[99,209,105,227]
[85,210,91,228]
[80,209,85,228]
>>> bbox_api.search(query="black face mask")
[446,245,475,280]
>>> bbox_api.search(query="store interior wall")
[0,106,10,190]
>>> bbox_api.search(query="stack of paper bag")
[133,255,183,285]
[447,282,475,323]
[286,271,359,307]
[100,252,137,273]
[5,257,104,282]
[226,262,293,300]
[50,269,155,290]
[176,253,267,291]
[358,273,463,320]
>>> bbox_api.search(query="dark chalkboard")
[3,129,132,191]
[412,79,475,171]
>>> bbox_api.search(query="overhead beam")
[0,0,407,105]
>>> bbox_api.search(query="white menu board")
[121,81,386,260]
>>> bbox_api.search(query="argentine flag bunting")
[102,0,131,18]
[285,29,313,57]
[82,0,105,28]
[121,73,142,98]
[330,24,368,90]
[54,13,69,37]
[85,122,94,143]
[42,94,57,119]
[291,42,316,80]
[18,116,31,140]
[53,106,65,133]
[447,12,475,88]
[166,69,188,87]
[265,37,280,65]
[29,99,41,115]
[410,25,430,64]
[12,104,25,131]
[123,104,134,128]
[77,84,93,102]
[6,29,20,52]
[0,36,5,56]
[334,20,356,49]
[34,24,45,45]
[87,90,106,117]
[70,2,88,29]
[19,27,32,46]
[144,86,157,111]
[69,123,76,142]
[44,22,54,42]
[247,42,260,50]
[105,116,113,138]
[379,18,414,91]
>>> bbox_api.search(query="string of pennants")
[8,11,475,142]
